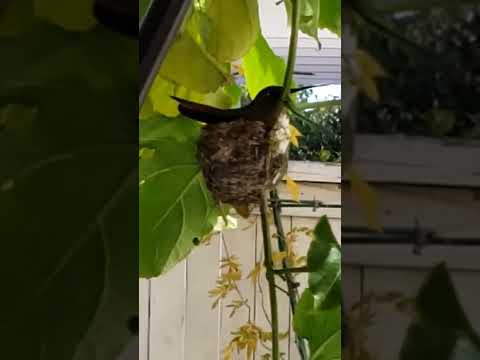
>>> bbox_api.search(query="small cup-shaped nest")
[197,119,286,206]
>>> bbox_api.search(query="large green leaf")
[243,34,286,98]
[400,263,480,360]
[0,23,137,359]
[139,119,219,277]
[307,216,341,306]
[293,216,341,359]
[294,289,341,359]
[159,31,229,93]
[34,0,97,31]
[204,0,260,62]
[140,115,202,145]
[285,0,341,41]
[147,75,239,117]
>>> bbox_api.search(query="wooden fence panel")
[149,261,187,360]
[184,235,222,360]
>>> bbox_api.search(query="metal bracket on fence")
[268,197,341,209]
[413,218,429,255]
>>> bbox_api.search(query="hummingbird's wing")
[171,96,245,124]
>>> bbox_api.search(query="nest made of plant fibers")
[197,119,285,206]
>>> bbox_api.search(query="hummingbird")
[171,85,312,129]
[171,85,315,214]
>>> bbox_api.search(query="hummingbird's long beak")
[289,85,319,93]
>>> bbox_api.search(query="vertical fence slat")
[219,217,257,356]
[149,260,187,360]
[139,279,150,360]
[363,268,424,360]
[184,234,222,360]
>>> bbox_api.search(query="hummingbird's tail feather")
[171,96,245,124]
[290,85,324,93]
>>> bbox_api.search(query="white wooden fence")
[139,161,341,360]
[343,135,480,360]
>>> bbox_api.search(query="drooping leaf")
[400,263,480,360]
[294,289,341,359]
[204,0,260,62]
[283,175,301,202]
[289,124,302,147]
[349,168,381,231]
[355,49,387,103]
[159,32,229,93]
[139,127,219,277]
[243,34,286,98]
[34,0,97,31]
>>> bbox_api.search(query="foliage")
[139,116,222,277]
[355,4,480,138]
[243,35,286,98]
[140,0,342,359]
[285,0,341,42]
[0,5,137,359]
[289,89,341,162]
[294,216,341,359]
[400,263,480,359]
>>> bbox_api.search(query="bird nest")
[197,119,286,207]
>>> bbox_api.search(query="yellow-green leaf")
[283,175,301,202]
[247,262,263,287]
[139,148,155,160]
[289,124,302,147]
[349,169,381,231]
[35,0,97,31]
[205,0,260,62]
[243,35,286,98]
[272,251,288,266]
[148,77,179,117]
[139,96,155,120]
[356,49,387,103]
[159,32,228,93]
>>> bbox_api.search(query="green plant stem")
[299,99,342,110]
[270,190,308,359]
[260,192,280,360]
[273,266,309,274]
[282,0,300,101]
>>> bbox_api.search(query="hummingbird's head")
[251,85,319,126]
[253,85,318,106]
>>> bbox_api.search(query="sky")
[312,84,341,101]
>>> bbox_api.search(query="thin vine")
[260,192,280,359]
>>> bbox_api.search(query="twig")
[260,192,280,360]
[258,275,273,328]
[275,285,290,295]
[282,0,300,101]
[222,239,252,321]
